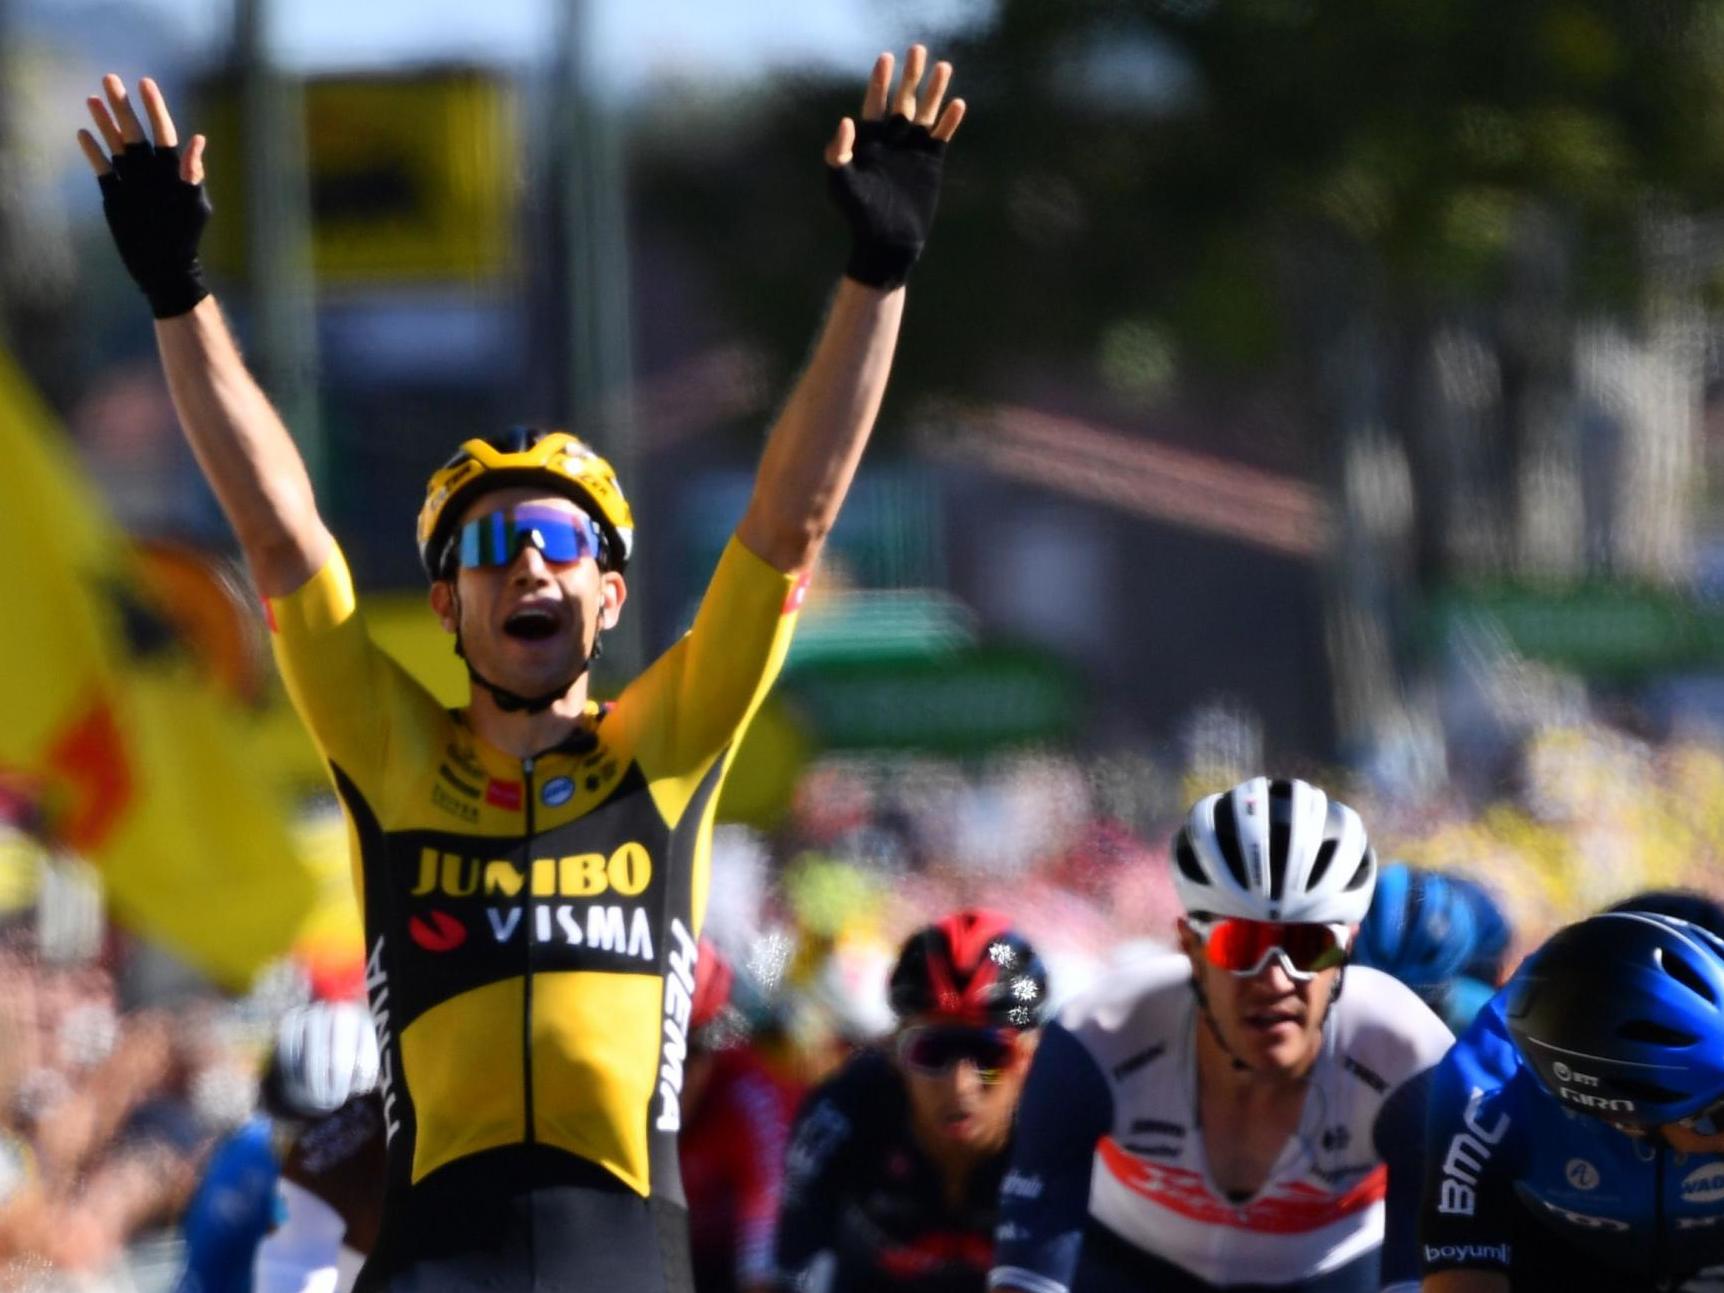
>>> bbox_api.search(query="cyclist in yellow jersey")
[76,49,966,1293]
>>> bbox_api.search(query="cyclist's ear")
[1175,917,1199,954]
[430,580,457,633]
[1176,919,1205,976]
[598,571,627,629]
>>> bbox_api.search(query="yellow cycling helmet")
[417,427,635,578]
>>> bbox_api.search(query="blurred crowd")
[0,667,1719,1286]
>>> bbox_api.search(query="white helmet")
[272,1001,380,1119]
[1172,776,1376,925]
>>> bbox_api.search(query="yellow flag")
[0,348,314,988]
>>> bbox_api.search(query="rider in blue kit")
[1419,910,1724,1291]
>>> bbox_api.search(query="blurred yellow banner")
[203,70,518,284]
[0,349,315,988]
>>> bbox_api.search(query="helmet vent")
[1267,784,1292,901]
[1343,849,1375,891]
[1657,947,1718,1005]
[1174,834,1208,886]
[1307,839,1338,891]
[1212,796,1251,891]
[1616,1020,1699,1048]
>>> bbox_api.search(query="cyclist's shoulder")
[802,1048,903,1124]
[1425,990,1535,1123]
[1327,964,1456,1076]
[194,1115,277,1190]
[284,1092,385,1185]
[786,1052,903,1186]
[1057,950,1191,1048]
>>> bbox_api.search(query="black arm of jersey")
[773,1079,859,1290]
[1372,1065,1436,1288]
[990,1022,1114,1293]
[1416,1049,1516,1277]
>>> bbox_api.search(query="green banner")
[1427,582,1724,678]
[781,646,1082,754]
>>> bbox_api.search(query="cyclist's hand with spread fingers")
[826,45,965,289]
[75,75,211,319]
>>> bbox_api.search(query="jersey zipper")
[522,754,537,1147]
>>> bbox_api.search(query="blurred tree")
[633,0,1724,759]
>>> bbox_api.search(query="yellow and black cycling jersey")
[268,536,800,1220]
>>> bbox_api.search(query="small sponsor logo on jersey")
[783,569,811,615]
[363,936,404,1143]
[438,763,481,799]
[1438,1087,1512,1216]
[655,919,700,1132]
[1322,1125,1351,1153]
[1312,1161,1378,1185]
[1423,1243,1510,1264]
[1343,1055,1388,1094]
[1683,1162,1724,1205]
[412,844,653,901]
[1565,1159,1600,1190]
[1111,1044,1165,1081]
[486,778,522,811]
[445,742,486,780]
[541,776,575,808]
[430,782,479,823]
[1001,1170,1043,1199]
[1534,1196,1631,1231]
[785,1101,851,1185]
[408,910,467,953]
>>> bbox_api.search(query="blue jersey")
[178,1117,282,1293]
[1420,981,1724,1288]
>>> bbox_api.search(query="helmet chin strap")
[450,589,604,716]
[1190,973,1253,1073]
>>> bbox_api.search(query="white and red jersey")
[991,954,1452,1293]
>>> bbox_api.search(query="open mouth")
[504,607,562,641]
[1245,1011,1301,1032]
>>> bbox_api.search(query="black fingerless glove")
[827,113,946,289]
[97,142,212,319]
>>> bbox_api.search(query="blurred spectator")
[679,942,800,1293]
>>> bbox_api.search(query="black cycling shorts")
[356,1148,694,1293]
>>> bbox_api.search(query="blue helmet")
[1506,912,1724,1126]
[1352,864,1484,992]
[1448,873,1512,984]
[1609,889,1724,943]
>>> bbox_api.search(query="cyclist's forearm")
[155,296,332,595]
[736,277,904,573]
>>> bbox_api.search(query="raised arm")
[77,75,331,597]
[736,46,964,574]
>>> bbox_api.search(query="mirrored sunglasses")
[897,1026,1021,1083]
[456,505,602,570]
[1191,917,1351,981]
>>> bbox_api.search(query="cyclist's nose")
[1251,954,1298,995]
[509,536,553,580]
[951,1059,987,1098]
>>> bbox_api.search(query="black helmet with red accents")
[888,909,1049,1029]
